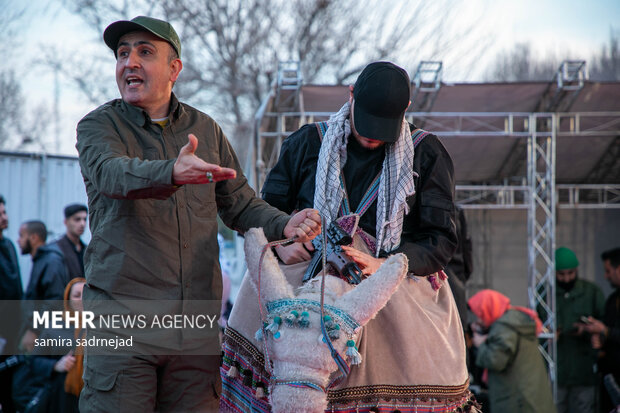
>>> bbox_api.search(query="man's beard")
[21,239,32,255]
[557,278,577,291]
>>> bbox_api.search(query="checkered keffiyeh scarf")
[313,102,416,255]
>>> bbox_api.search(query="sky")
[5,0,620,156]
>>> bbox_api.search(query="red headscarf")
[468,289,543,335]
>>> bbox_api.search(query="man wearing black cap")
[75,16,320,412]
[263,61,456,273]
[53,203,88,280]
[247,62,472,411]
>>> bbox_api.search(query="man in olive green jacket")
[76,16,320,413]
[553,247,605,413]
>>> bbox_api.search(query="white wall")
[465,208,620,306]
[0,152,90,289]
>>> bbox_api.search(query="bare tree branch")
[45,0,490,150]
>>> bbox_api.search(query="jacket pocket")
[420,193,454,228]
[87,370,118,391]
[188,184,217,218]
[261,177,290,196]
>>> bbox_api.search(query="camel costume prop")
[221,218,477,413]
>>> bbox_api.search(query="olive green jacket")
[555,279,605,386]
[76,95,290,303]
[476,309,556,413]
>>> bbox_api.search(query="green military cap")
[103,16,181,58]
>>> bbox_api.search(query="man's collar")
[120,93,183,127]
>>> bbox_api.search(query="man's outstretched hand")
[284,209,321,243]
[173,134,237,185]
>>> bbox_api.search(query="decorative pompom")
[273,331,283,341]
[243,370,253,386]
[255,383,266,399]
[323,314,336,330]
[255,328,264,342]
[345,339,362,365]
[328,326,341,340]
[285,310,300,326]
[298,311,310,328]
[227,363,239,378]
[266,316,282,333]
[427,274,442,291]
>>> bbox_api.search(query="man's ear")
[348,85,354,102]
[170,59,183,82]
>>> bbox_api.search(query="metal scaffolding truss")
[527,113,557,397]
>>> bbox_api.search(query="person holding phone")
[552,247,605,413]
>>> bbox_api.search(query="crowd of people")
[0,197,89,412]
[0,13,618,413]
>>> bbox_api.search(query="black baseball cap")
[103,16,181,58]
[352,62,411,143]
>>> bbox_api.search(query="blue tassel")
[298,311,310,328]
[285,310,299,326]
[346,339,362,365]
[323,314,336,330]
[266,316,282,333]
[255,328,264,342]
[328,325,340,340]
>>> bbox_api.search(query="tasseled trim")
[345,339,362,365]
[298,311,310,328]
[227,361,240,378]
[285,310,299,326]
[427,274,441,291]
[243,369,253,387]
[266,316,282,333]
[427,270,448,291]
[255,382,266,399]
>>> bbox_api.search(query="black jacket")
[601,289,620,379]
[24,244,68,301]
[0,236,22,300]
[261,123,457,276]
[53,235,85,280]
[0,236,22,353]
[12,327,77,413]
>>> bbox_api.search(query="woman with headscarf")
[468,289,556,413]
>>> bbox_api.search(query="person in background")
[0,195,22,413]
[551,246,605,413]
[581,247,620,412]
[445,204,474,330]
[469,289,556,413]
[53,204,88,280]
[12,278,85,413]
[17,220,68,353]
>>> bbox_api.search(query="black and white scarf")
[313,102,416,255]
